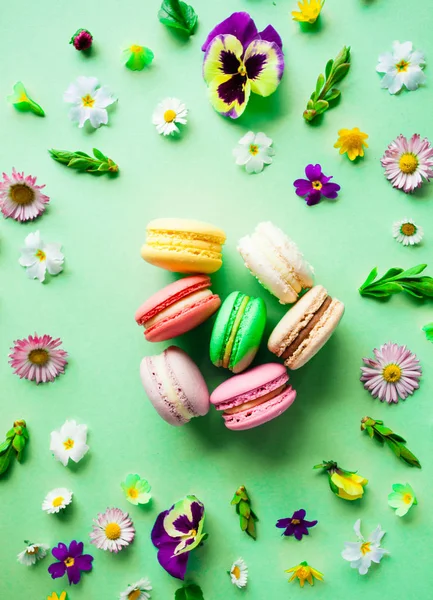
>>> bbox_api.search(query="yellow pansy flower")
[315,460,368,501]
[47,593,66,600]
[334,127,369,160]
[285,561,324,587]
[292,0,325,24]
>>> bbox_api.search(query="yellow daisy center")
[400,223,416,236]
[105,522,121,540]
[81,94,95,108]
[130,45,142,54]
[28,348,49,366]
[312,180,322,190]
[52,496,64,507]
[395,59,409,72]
[291,518,301,525]
[64,556,75,567]
[63,438,75,451]
[163,109,177,123]
[298,566,310,579]
[403,493,413,504]
[249,144,259,156]
[35,249,46,262]
[238,64,247,76]
[361,542,371,555]
[399,153,418,174]
[128,487,139,499]
[232,565,241,579]
[10,183,35,205]
[128,590,141,600]
[383,363,402,383]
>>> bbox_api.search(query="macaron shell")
[140,245,223,274]
[209,291,240,367]
[223,386,297,431]
[230,297,267,373]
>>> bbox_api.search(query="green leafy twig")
[422,322,433,342]
[303,46,351,122]
[158,0,198,35]
[361,416,421,468]
[49,148,119,174]
[0,420,29,477]
[231,485,258,540]
[359,264,433,299]
[175,583,204,599]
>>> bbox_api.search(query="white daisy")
[377,41,426,94]
[341,519,388,575]
[64,76,116,128]
[50,419,89,467]
[17,542,49,566]
[392,218,423,246]
[19,231,64,282]
[229,558,248,588]
[120,577,152,600]
[42,487,73,514]
[152,98,188,136]
[233,132,275,174]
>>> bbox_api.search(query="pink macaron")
[210,363,296,431]
[135,275,221,342]
[140,346,210,426]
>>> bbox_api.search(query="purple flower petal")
[52,543,68,562]
[190,501,204,527]
[304,519,318,528]
[292,509,306,520]
[305,190,322,206]
[215,73,248,108]
[68,540,84,558]
[276,518,291,529]
[151,510,172,548]
[305,163,323,181]
[201,12,258,52]
[259,24,283,49]
[75,554,93,572]
[282,523,296,537]
[321,182,341,199]
[172,513,194,535]
[48,561,67,580]
[67,564,82,585]
[294,179,313,197]
[157,543,190,580]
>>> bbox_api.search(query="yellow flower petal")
[350,473,368,485]
[332,472,363,497]
[337,488,363,501]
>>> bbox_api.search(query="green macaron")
[210,291,267,373]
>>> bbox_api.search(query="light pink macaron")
[135,275,221,342]
[140,346,210,426]
[210,363,296,431]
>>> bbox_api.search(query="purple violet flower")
[276,509,318,540]
[70,29,93,51]
[151,495,207,580]
[294,164,341,206]
[48,540,93,585]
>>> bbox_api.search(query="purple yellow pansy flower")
[201,12,285,118]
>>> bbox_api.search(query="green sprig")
[359,264,433,299]
[158,0,198,35]
[231,485,258,540]
[0,420,29,477]
[303,46,351,122]
[361,416,421,468]
[49,148,119,174]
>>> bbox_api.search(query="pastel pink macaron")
[135,275,221,342]
[140,346,210,426]
[210,363,296,431]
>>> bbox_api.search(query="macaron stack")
[138,217,344,430]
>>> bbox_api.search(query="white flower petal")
[89,107,108,128]
[238,131,256,146]
[353,518,363,540]
[342,542,362,561]
[245,156,264,174]
[26,261,47,282]
[254,132,273,147]
[94,86,116,108]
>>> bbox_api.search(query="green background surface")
[1,0,433,598]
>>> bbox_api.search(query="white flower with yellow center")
[377,41,426,94]
[64,76,116,128]
[120,577,152,600]
[233,132,275,174]
[50,419,89,467]
[152,98,188,136]
[19,231,64,282]
[17,542,49,566]
[42,488,73,514]
[341,519,388,575]
[392,218,423,246]
[388,483,417,517]
[229,558,248,588]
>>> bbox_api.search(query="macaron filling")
[223,383,288,415]
[143,289,214,329]
[146,230,224,261]
[282,295,333,359]
[221,294,250,368]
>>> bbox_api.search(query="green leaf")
[393,264,427,279]
[398,445,421,468]
[93,148,107,161]
[97,163,110,172]
[158,0,198,35]
[363,282,404,296]
[239,515,248,531]
[246,517,257,539]
[325,58,333,79]
[359,267,378,289]
[315,73,325,98]
[372,267,404,285]
[422,322,433,342]
[68,158,94,170]
[12,435,25,457]
[239,500,250,519]
[375,425,395,437]
[331,62,350,85]
[0,439,12,455]
[175,583,205,600]
[366,426,374,439]
[314,99,329,115]
[0,445,14,476]
[324,87,341,102]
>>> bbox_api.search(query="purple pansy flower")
[151,495,207,580]
[202,12,284,118]
[276,509,318,540]
[294,164,341,206]
[48,540,93,585]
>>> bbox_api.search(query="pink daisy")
[360,342,422,404]
[381,134,433,193]
[9,334,68,384]
[89,508,135,553]
[0,168,50,221]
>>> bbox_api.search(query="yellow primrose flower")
[47,593,66,600]
[334,127,369,160]
[292,0,325,24]
[314,460,368,501]
[285,561,324,587]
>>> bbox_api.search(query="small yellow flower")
[285,561,324,587]
[292,0,325,24]
[47,593,66,600]
[334,127,369,161]
[331,471,368,501]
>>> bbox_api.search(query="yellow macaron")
[141,218,226,274]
